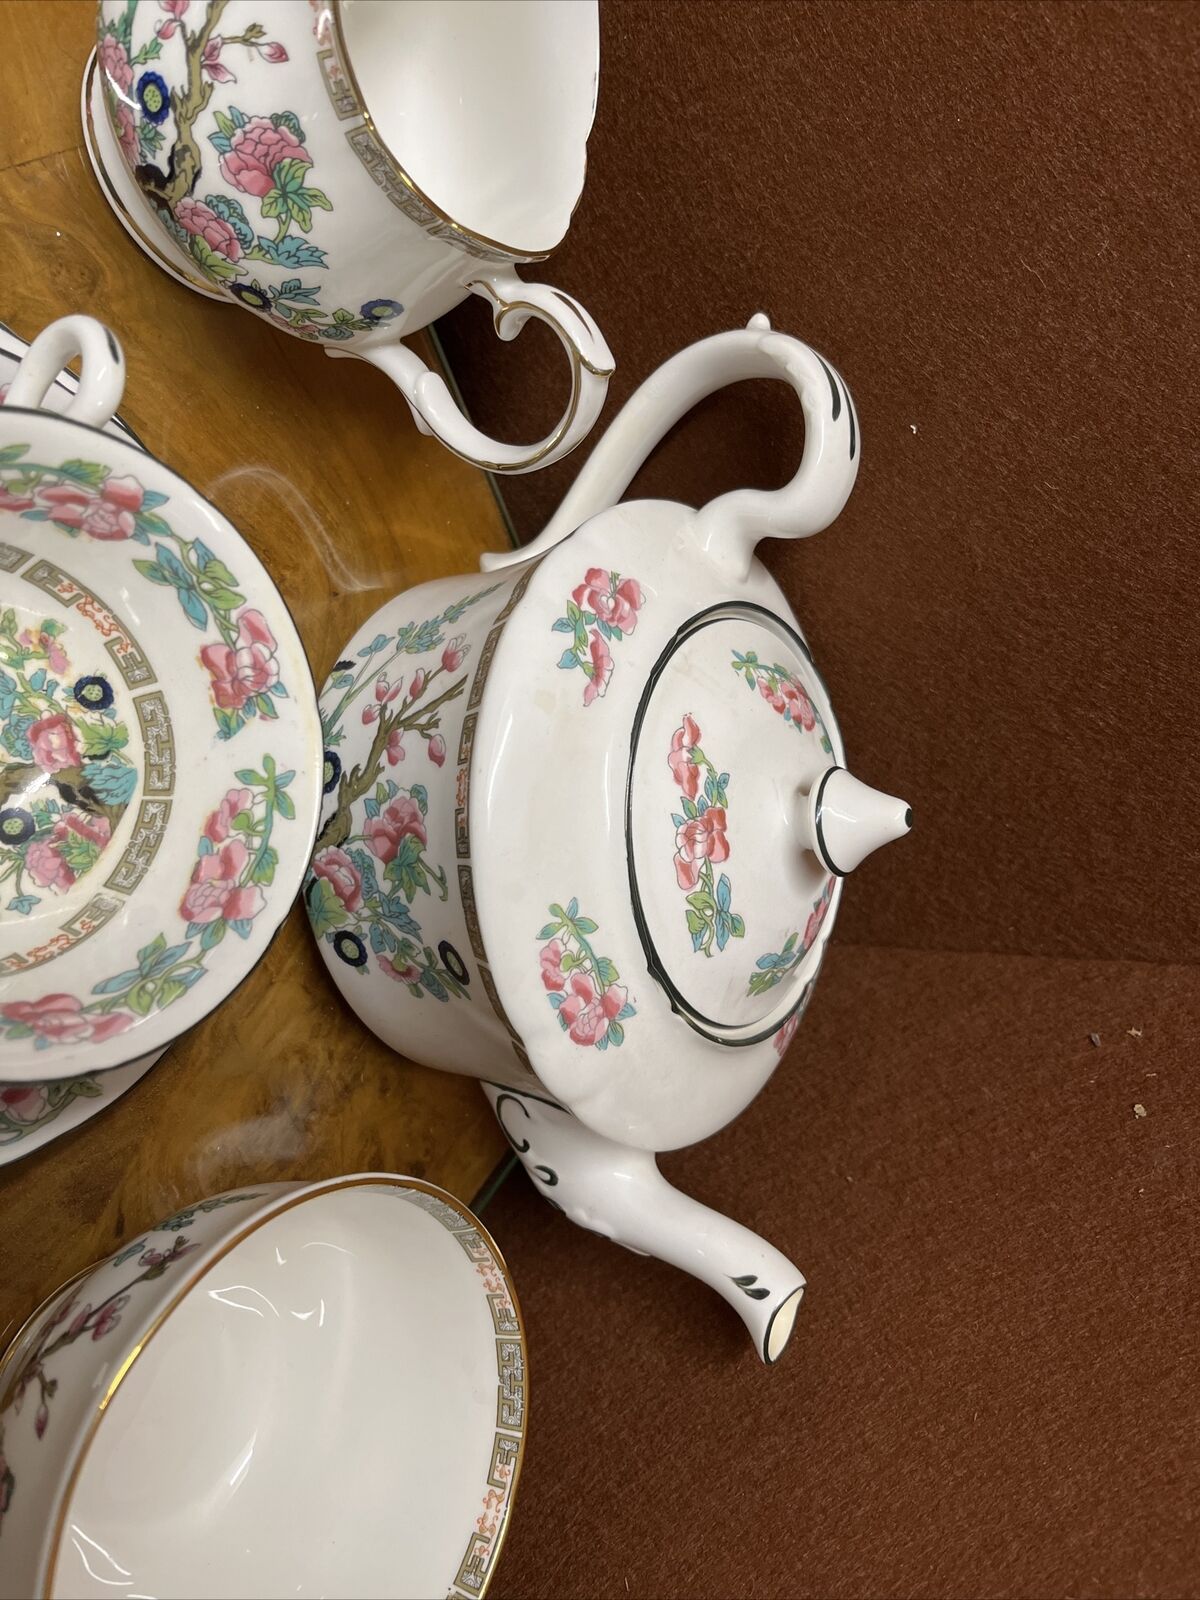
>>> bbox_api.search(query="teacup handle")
[345,268,613,475]
[5,315,126,429]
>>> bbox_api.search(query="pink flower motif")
[98,32,134,94]
[774,1012,801,1058]
[673,807,730,891]
[37,473,144,540]
[558,973,628,1047]
[156,0,189,36]
[219,116,311,198]
[261,40,289,62]
[180,838,265,926]
[572,568,644,635]
[582,629,612,707]
[174,196,242,262]
[0,995,133,1046]
[25,837,74,891]
[67,1303,92,1338]
[539,938,566,992]
[26,812,112,892]
[780,677,817,732]
[139,1242,198,1269]
[0,1084,49,1125]
[34,1402,48,1439]
[203,786,253,845]
[362,704,379,725]
[92,1296,129,1340]
[29,712,81,773]
[758,677,786,714]
[364,795,426,862]
[375,675,402,703]
[385,728,405,765]
[427,734,446,767]
[0,484,35,511]
[200,34,236,83]
[60,811,112,850]
[179,842,257,925]
[378,955,422,984]
[803,886,832,951]
[441,635,467,673]
[114,101,138,164]
[409,668,427,700]
[19,625,68,675]
[311,846,363,913]
[200,608,279,711]
[668,714,701,799]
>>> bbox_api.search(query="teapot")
[305,315,911,1362]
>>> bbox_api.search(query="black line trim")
[813,764,846,877]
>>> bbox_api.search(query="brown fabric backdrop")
[439,0,1200,964]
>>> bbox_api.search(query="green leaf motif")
[307,875,348,937]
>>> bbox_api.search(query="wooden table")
[0,0,511,1344]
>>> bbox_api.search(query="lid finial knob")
[798,767,912,877]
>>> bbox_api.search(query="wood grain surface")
[0,0,511,1347]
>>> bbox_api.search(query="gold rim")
[453,279,613,475]
[39,1175,527,1600]
[329,0,581,264]
[82,51,225,301]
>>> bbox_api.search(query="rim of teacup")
[328,0,596,263]
[10,1174,527,1600]
[0,401,321,1082]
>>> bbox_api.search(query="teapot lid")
[627,605,839,1038]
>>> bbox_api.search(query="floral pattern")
[537,900,635,1050]
[666,715,745,958]
[0,1077,102,1148]
[98,4,405,342]
[0,443,288,739]
[552,568,644,706]
[1,610,134,914]
[0,760,295,1051]
[0,1231,200,1467]
[305,589,498,1001]
[731,648,834,755]
[747,879,834,999]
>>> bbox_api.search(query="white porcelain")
[0,315,321,1081]
[0,325,168,1163]
[87,0,612,472]
[0,324,143,448]
[0,1049,164,1166]
[0,1175,526,1599]
[305,314,912,1361]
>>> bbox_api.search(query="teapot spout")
[484,1085,806,1364]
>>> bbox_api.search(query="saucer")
[0,406,320,1079]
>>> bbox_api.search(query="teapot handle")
[481,313,858,576]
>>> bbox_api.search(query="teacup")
[0,1175,526,1599]
[87,0,613,472]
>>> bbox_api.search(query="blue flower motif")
[231,281,272,312]
[136,71,171,126]
[0,807,34,846]
[322,749,342,795]
[332,930,367,968]
[360,298,404,324]
[73,675,114,712]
